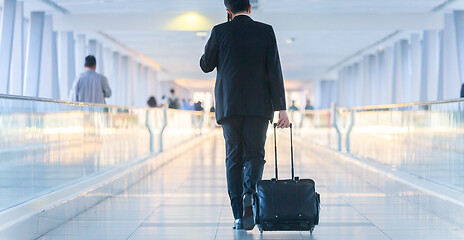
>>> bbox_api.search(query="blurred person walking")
[167,89,180,109]
[305,99,314,110]
[147,96,157,107]
[70,55,112,104]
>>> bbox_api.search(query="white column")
[437,31,445,101]
[51,32,59,99]
[109,51,120,105]
[38,15,53,98]
[313,80,321,109]
[23,18,29,71]
[353,63,361,107]
[368,54,378,105]
[361,56,370,106]
[75,34,86,76]
[384,46,395,104]
[24,12,45,97]
[337,68,345,107]
[0,0,17,93]
[57,31,76,100]
[443,14,461,99]
[410,34,422,103]
[453,11,464,93]
[393,41,411,104]
[443,14,460,99]
[139,65,147,107]
[138,63,146,107]
[88,39,97,55]
[120,55,128,106]
[103,47,112,77]
[145,67,151,106]
[421,30,440,101]
[328,80,337,106]
[97,42,104,74]
[346,66,354,107]
[9,1,24,95]
[399,40,411,103]
[156,70,162,102]
[126,58,135,106]
[320,80,328,109]
[133,62,141,106]
[377,50,387,105]
[392,43,399,104]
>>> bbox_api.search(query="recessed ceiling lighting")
[196,32,208,37]
[286,38,295,44]
[166,12,212,31]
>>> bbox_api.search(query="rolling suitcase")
[254,123,320,234]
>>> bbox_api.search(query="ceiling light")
[196,32,208,37]
[286,38,295,44]
[166,12,212,31]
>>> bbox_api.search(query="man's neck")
[231,11,249,20]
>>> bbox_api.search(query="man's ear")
[226,9,233,16]
[248,4,252,14]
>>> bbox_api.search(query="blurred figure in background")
[194,101,204,112]
[289,100,299,111]
[302,99,314,128]
[305,99,314,110]
[147,96,157,107]
[168,89,180,109]
[188,99,195,110]
[71,55,112,104]
[181,99,189,110]
[160,95,167,107]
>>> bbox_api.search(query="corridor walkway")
[36,134,464,240]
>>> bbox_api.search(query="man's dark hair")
[85,55,96,67]
[224,0,250,14]
[170,89,175,94]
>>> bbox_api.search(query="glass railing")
[290,109,339,150]
[292,98,464,192]
[0,94,215,212]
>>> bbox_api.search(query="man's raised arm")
[200,27,219,73]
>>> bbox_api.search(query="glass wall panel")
[0,95,212,211]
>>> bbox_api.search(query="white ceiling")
[12,0,464,83]
[22,0,447,14]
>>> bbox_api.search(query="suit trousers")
[221,116,269,219]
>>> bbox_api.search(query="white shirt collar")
[235,13,250,17]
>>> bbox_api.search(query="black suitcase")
[254,123,320,234]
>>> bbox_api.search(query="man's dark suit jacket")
[200,15,286,124]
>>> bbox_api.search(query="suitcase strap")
[273,123,294,180]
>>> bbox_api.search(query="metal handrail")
[0,93,154,110]
[0,94,214,114]
[293,98,464,114]
[339,98,464,111]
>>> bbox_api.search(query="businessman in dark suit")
[200,0,290,231]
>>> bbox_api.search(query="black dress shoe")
[233,219,243,230]
[242,193,255,230]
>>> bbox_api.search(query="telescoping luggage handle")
[273,123,294,181]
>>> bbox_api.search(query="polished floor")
[36,134,464,240]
